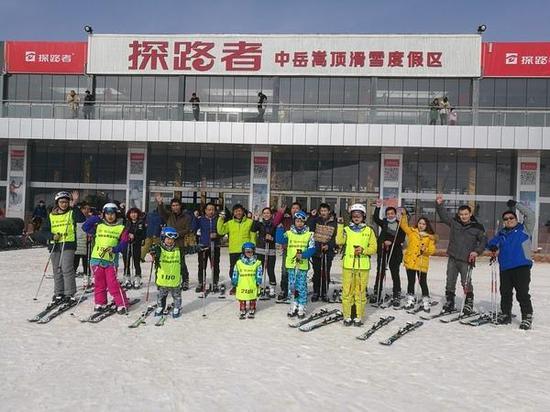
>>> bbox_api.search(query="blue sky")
[1,0,549,41]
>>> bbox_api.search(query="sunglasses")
[503,216,516,221]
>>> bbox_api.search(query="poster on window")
[253,156,269,180]
[382,187,399,208]
[128,180,144,210]
[520,191,536,212]
[10,150,25,172]
[130,152,145,175]
[251,184,268,216]
[7,177,24,211]
[383,159,400,182]
[520,162,537,186]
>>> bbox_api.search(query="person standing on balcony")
[440,96,450,125]
[257,91,267,122]
[67,90,80,119]
[190,92,200,121]
[429,98,439,125]
[448,107,458,125]
[83,90,95,119]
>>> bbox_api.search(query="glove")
[506,199,517,208]
[489,246,498,252]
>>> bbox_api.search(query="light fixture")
[477,24,487,34]
[84,25,94,34]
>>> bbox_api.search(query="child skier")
[231,242,263,319]
[123,207,146,289]
[150,227,186,318]
[275,211,316,319]
[336,204,377,326]
[398,208,437,311]
[82,203,130,314]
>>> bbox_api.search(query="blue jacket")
[487,203,534,271]
[192,215,220,247]
[145,210,163,238]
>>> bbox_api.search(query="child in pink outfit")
[83,203,129,314]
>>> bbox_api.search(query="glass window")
[117,76,131,102]
[417,149,437,193]
[402,78,418,106]
[234,77,248,103]
[292,146,317,191]
[63,145,82,182]
[148,144,167,186]
[223,76,234,103]
[418,79,430,106]
[233,146,250,189]
[215,148,234,188]
[279,78,290,104]
[429,79,444,100]
[329,78,344,105]
[184,146,200,187]
[15,75,29,100]
[526,79,548,107]
[476,151,497,196]
[359,148,380,193]
[496,151,514,196]
[168,77,180,103]
[200,145,215,188]
[131,77,142,101]
[458,79,471,106]
[444,79,459,107]
[376,78,388,105]
[290,77,304,104]
[344,78,359,105]
[388,78,403,106]
[248,77,262,103]
[437,150,457,193]
[506,79,527,108]
[402,151,419,193]
[540,154,550,196]
[456,150,476,195]
[304,78,319,104]
[318,78,330,104]
[358,78,372,105]
[29,75,42,100]
[0,141,8,181]
[332,148,358,191]
[154,77,169,102]
[479,79,494,107]
[494,79,507,107]
[271,146,292,190]
[51,76,66,101]
[184,76,196,102]
[539,204,550,253]
[209,77,223,103]
[141,76,155,102]
[317,148,333,191]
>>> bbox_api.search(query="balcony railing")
[2,100,550,127]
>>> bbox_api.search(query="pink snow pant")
[92,264,128,307]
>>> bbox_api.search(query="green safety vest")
[235,259,261,301]
[156,248,182,288]
[91,222,124,262]
[343,226,374,270]
[49,210,75,243]
[285,230,312,271]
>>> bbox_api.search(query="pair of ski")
[80,298,140,323]
[419,308,480,324]
[379,321,424,346]
[28,297,87,324]
[197,284,226,299]
[154,304,174,326]
[289,308,344,332]
[128,304,176,327]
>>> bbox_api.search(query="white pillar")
[516,154,540,248]
[5,140,28,219]
[126,144,148,211]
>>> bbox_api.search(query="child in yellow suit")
[336,204,377,326]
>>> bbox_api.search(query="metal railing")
[2,100,550,127]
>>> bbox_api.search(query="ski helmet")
[242,242,256,253]
[161,227,179,240]
[349,203,367,215]
[102,203,119,214]
[293,211,307,221]
[55,191,71,202]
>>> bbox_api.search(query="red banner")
[483,42,550,77]
[5,41,87,74]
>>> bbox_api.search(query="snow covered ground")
[1,247,549,412]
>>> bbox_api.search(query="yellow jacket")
[401,213,436,272]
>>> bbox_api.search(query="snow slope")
[0,247,548,412]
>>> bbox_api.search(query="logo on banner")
[505,53,518,65]
[25,51,36,62]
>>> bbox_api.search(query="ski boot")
[311,293,319,302]
[442,292,455,313]
[343,318,353,327]
[172,307,181,318]
[353,318,363,327]
[268,285,276,298]
[117,306,128,315]
[519,314,533,330]
[392,295,401,308]
[181,281,189,291]
[122,278,132,289]
[239,310,247,320]
[297,305,306,319]
[195,283,204,293]
[155,306,165,316]
[133,277,142,289]
[277,292,289,303]
[496,312,512,325]
[287,302,298,318]
[404,294,416,310]
[422,297,431,313]
[94,304,107,313]
[212,283,220,293]
[247,310,256,319]
[462,292,474,315]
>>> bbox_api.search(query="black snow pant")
[406,269,429,297]
[198,246,220,285]
[373,245,402,298]
[312,253,334,297]
[500,265,533,317]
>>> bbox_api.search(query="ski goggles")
[163,232,179,239]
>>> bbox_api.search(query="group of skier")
[36,190,535,330]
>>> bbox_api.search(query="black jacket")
[372,207,406,250]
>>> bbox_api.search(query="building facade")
[1,35,549,250]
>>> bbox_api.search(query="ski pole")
[145,260,155,303]
[70,248,107,316]
[202,248,208,318]
[263,243,270,297]
[33,247,55,300]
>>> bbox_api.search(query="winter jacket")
[145,210,163,238]
[32,205,47,219]
[157,204,194,248]
[251,219,277,255]
[40,206,86,251]
[217,215,253,254]
[193,215,220,247]
[82,215,129,266]
[487,203,534,271]
[372,207,406,250]
[125,218,146,243]
[435,203,487,262]
[307,215,338,257]
[400,213,436,273]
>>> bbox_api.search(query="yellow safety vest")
[285,230,312,271]
[343,226,375,270]
[91,222,124,262]
[49,210,75,243]
[156,248,182,288]
[235,259,261,301]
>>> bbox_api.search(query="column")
[516,153,541,248]
[249,147,271,216]
[379,151,403,208]
[5,140,28,219]
[126,144,147,211]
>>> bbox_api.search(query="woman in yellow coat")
[336,204,377,326]
[399,208,437,312]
